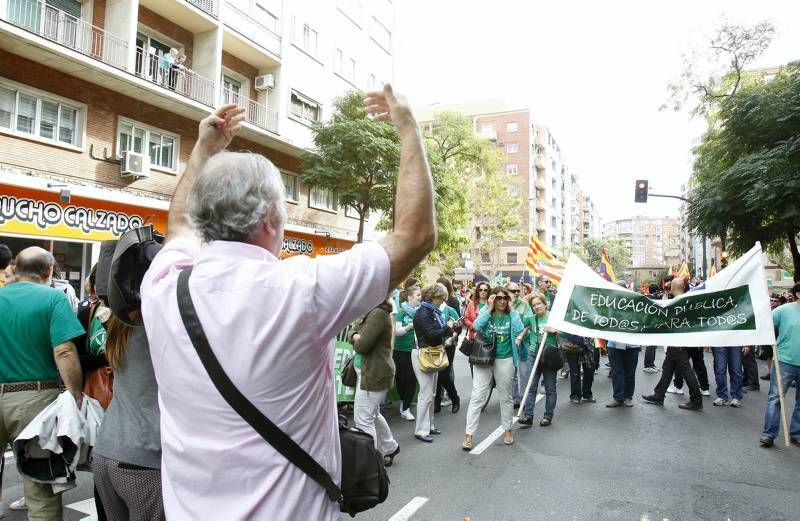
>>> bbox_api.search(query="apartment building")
[603,216,681,268]
[0,0,393,297]
[415,101,596,280]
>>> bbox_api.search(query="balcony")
[4,0,128,69]
[534,154,545,169]
[221,88,278,134]
[476,128,497,141]
[134,46,215,106]
[536,221,546,232]
[535,200,546,212]
[222,1,281,60]
[535,179,546,190]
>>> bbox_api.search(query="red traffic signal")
[635,180,648,203]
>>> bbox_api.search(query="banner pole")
[771,344,791,447]
[515,332,547,422]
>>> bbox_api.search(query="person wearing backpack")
[518,293,561,427]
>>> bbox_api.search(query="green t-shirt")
[529,312,558,355]
[773,303,800,366]
[490,314,514,359]
[394,304,417,352]
[442,305,460,323]
[0,282,85,382]
[513,300,535,342]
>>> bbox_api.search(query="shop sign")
[0,184,167,242]
[280,230,354,259]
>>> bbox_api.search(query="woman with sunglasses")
[464,281,491,343]
[463,287,524,449]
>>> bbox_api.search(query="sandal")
[462,434,473,451]
[503,430,514,445]
[383,446,400,467]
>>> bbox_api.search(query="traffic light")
[634,180,648,203]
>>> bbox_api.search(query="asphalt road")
[2,349,797,520]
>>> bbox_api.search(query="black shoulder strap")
[176,268,342,504]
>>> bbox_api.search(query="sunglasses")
[509,289,520,294]
[479,288,489,292]
[495,295,510,301]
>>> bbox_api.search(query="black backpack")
[176,268,388,516]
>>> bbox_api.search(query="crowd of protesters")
[0,84,798,521]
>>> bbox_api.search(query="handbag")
[341,355,357,388]
[469,330,496,366]
[458,336,475,357]
[176,268,388,517]
[418,345,449,373]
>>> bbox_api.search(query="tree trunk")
[787,232,800,283]
[357,215,365,244]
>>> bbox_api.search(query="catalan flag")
[708,263,717,278]
[526,235,565,284]
[598,248,616,282]
[677,261,691,279]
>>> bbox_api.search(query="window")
[290,90,322,124]
[254,1,279,33]
[507,252,517,264]
[506,142,518,154]
[480,123,493,133]
[309,185,338,211]
[335,48,343,73]
[0,82,82,147]
[117,118,179,171]
[506,164,518,176]
[222,75,243,104]
[302,24,318,55]
[506,121,518,132]
[281,171,299,201]
[551,216,557,228]
[507,184,518,197]
[551,197,557,209]
[370,16,392,51]
[349,57,356,81]
[481,251,491,263]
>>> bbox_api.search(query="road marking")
[66,498,98,520]
[469,392,544,455]
[3,450,13,461]
[388,496,429,521]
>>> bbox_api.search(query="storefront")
[0,182,168,299]
[1,180,356,298]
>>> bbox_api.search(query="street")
[2,350,797,521]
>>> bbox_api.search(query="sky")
[393,0,800,225]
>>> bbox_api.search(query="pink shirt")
[141,239,390,521]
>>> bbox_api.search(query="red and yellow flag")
[526,235,565,285]
[598,248,616,282]
[677,262,691,279]
[708,263,717,278]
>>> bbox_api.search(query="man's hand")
[364,84,415,134]
[742,346,752,356]
[196,104,246,157]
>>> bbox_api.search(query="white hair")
[188,151,287,243]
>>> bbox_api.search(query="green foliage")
[571,237,632,279]
[687,65,800,279]
[302,90,400,242]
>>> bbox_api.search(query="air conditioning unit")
[254,74,275,91]
[120,151,149,179]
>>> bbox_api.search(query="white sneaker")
[9,497,27,511]
[730,399,742,408]
[666,385,684,395]
[712,397,726,406]
[643,367,659,373]
[400,408,415,421]
[701,389,711,397]
[538,385,546,394]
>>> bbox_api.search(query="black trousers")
[742,349,760,388]
[392,350,417,410]
[644,346,657,368]
[674,347,709,391]
[566,353,594,400]
[435,343,459,408]
[654,347,701,402]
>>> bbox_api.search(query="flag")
[677,262,690,279]
[526,235,565,284]
[598,248,616,282]
[670,265,677,277]
[547,244,775,347]
[708,263,717,278]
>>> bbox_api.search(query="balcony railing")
[134,46,215,106]
[221,88,278,134]
[5,0,128,69]
[186,0,217,17]
[222,1,281,57]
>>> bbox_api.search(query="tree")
[572,237,631,280]
[687,64,800,280]
[302,90,400,243]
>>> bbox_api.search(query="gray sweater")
[93,327,161,468]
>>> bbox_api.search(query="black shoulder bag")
[176,268,388,517]
[468,316,497,367]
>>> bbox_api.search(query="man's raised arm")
[366,84,437,290]
[165,105,245,244]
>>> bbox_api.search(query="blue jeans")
[712,346,743,401]
[761,361,800,441]
[608,347,640,401]
[523,367,557,419]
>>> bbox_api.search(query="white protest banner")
[547,243,776,347]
